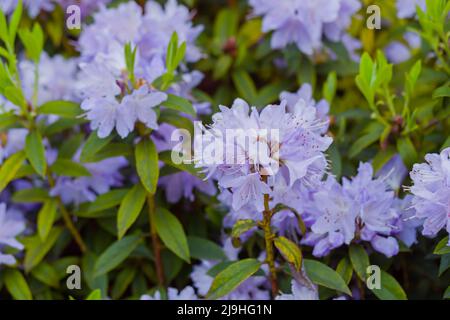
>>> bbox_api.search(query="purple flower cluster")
[408,148,450,244]
[303,163,401,258]
[76,0,203,138]
[249,0,361,56]
[1,0,53,17]
[195,85,332,215]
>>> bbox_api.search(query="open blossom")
[0,203,25,266]
[303,163,400,257]
[76,1,203,139]
[249,0,361,56]
[195,95,332,214]
[408,148,450,245]
[55,0,112,18]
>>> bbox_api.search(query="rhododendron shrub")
[0,0,448,300]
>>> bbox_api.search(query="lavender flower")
[55,0,112,18]
[0,129,28,164]
[195,97,332,216]
[408,148,450,244]
[304,163,400,257]
[249,0,361,56]
[376,154,408,191]
[0,203,25,266]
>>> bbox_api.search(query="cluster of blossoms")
[249,0,362,58]
[408,148,450,244]
[303,163,403,258]
[195,83,333,216]
[76,0,203,138]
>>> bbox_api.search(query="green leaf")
[76,189,128,217]
[323,71,337,103]
[434,237,450,255]
[232,70,257,104]
[155,207,190,263]
[24,227,63,272]
[349,123,384,158]
[4,269,32,300]
[37,199,58,241]
[38,100,82,118]
[159,150,200,176]
[162,94,195,116]
[12,187,49,203]
[80,132,113,163]
[8,0,23,46]
[349,244,370,281]
[4,86,25,108]
[50,159,91,177]
[111,267,136,299]
[117,184,146,239]
[304,259,352,295]
[166,32,179,72]
[231,219,257,238]
[274,236,302,271]
[187,236,226,261]
[0,151,26,193]
[371,270,407,300]
[206,259,261,300]
[432,84,450,99]
[86,289,102,300]
[336,257,353,285]
[444,286,450,299]
[25,129,46,177]
[135,138,159,194]
[94,234,142,277]
[31,262,59,288]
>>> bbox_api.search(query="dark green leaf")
[117,184,146,239]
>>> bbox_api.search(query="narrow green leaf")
[38,100,82,118]
[371,270,407,300]
[117,184,146,239]
[4,269,32,300]
[163,94,195,116]
[31,262,59,288]
[155,207,190,263]
[50,159,91,177]
[94,234,142,277]
[187,236,226,261]
[304,259,352,296]
[135,138,159,194]
[0,151,26,193]
[80,132,112,163]
[206,259,261,300]
[24,227,63,272]
[349,244,370,281]
[274,236,303,271]
[76,189,128,217]
[444,286,450,299]
[336,257,353,285]
[397,137,418,168]
[37,199,58,241]
[434,237,450,255]
[111,267,136,299]
[232,70,257,104]
[438,254,450,276]
[231,219,257,238]
[25,129,46,177]
[12,187,49,203]
[86,289,102,300]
